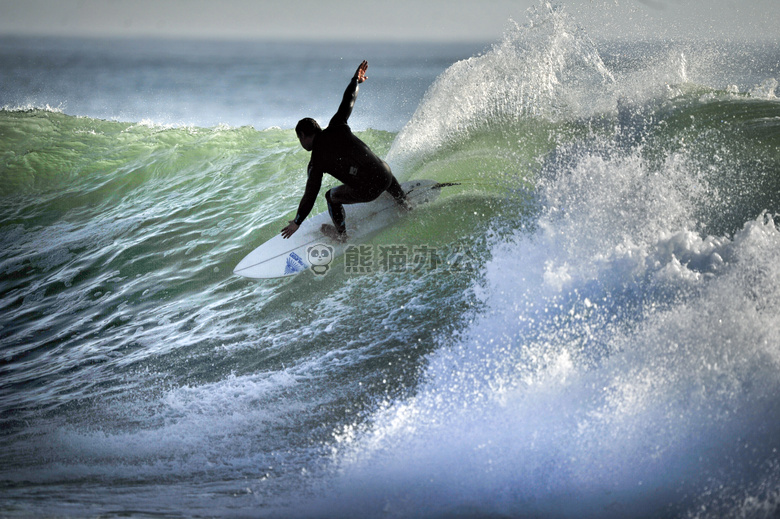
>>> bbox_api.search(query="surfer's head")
[296,118,321,151]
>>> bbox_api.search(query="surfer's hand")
[354,60,368,83]
[281,221,299,239]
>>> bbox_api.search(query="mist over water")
[2,2,780,518]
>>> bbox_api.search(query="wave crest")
[388,2,614,171]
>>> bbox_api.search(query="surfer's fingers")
[355,61,368,81]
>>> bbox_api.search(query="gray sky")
[0,0,778,42]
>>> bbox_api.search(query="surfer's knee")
[326,187,345,205]
[325,189,346,231]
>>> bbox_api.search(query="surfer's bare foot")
[321,223,348,243]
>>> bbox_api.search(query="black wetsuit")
[293,76,406,233]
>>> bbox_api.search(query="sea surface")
[2,4,780,518]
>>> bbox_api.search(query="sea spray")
[387,2,614,175]
[316,4,780,519]
[322,120,780,519]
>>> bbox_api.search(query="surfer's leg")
[378,161,410,208]
[326,170,403,233]
[325,189,348,234]
[326,183,383,233]
[386,175,406,202]
[385,174,413,211]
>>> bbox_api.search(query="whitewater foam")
[324,142,780,519]
[316,5,780,518]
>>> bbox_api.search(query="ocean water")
[2,3,780,518]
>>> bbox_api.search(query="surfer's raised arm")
[329,60,368,127]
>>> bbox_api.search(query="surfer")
[281,60,410,241]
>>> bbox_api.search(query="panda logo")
[307,243,334,276]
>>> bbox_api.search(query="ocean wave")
[2,3,780,517]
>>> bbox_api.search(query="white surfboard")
[234,179,445,279]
